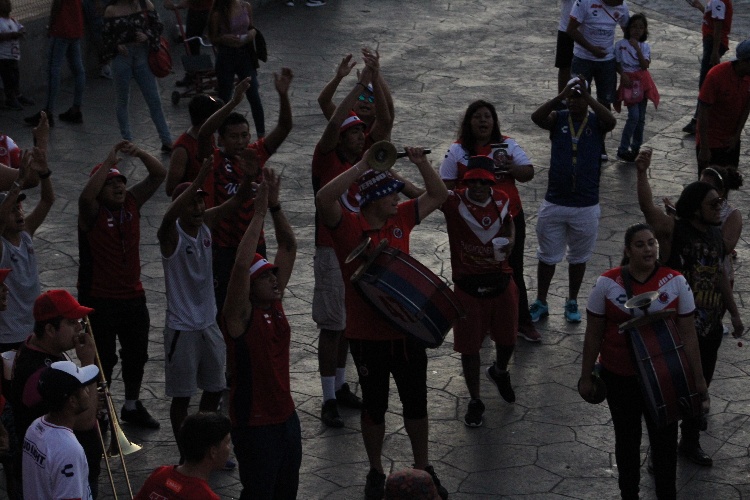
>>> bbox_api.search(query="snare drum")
[619,311,702,428]
[351,245,464,348]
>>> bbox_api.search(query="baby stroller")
[169,8,218,105]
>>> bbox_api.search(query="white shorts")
[535,200,600,265]
[164,323,226,398]
[312,246,346,331]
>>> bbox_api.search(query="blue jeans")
[215,45,266,136]
[618,100,647,154]
[571,57,617,106]
[232,412,302,500]
[46,37,86,112]
[111,43,172,145]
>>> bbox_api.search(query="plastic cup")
[1,350,16,381]
[492,237,509,261]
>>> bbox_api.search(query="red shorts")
[452,280,518,354]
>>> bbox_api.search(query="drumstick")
[395,148,431,158]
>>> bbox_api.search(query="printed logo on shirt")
[61,463,75,477]
[659,292,670,304]
[22,439,47,468]
[166,478,183,493]
[392,228,403,239]
[0,147,7,157]
[481,216,492,228]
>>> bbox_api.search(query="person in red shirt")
[77,140,166,429]
[222,169,301,499]
[134,412,231,500]
[440,156,518,428]
[696,39,750,172]
[197,70,293,317]
[24,0,86,126]
[317,147,449,500]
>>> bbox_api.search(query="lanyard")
[568,114,589,193]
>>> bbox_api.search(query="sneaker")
[222,459,236,471]
[464,398,485,427]
[529,299,549,323]
[335,383,363,409]
[59,108,83,124]
[617,150,637,162]
[423,465,449,500]
[564,299,582,323]
[120,401,160,429]
[364,468,386,500]
[306,0,325,6]
[682,118,697,135]
[321,399,344,428]
[517,322,541,343]
[24,110,53,127]
[678,440,713,466]
[17,95,35,106]
[486,364,515,403]
[100,64,113,80]
[5,98,21,110]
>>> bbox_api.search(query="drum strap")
[620,266,635,315]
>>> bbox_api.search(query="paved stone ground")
[1,0,750,498]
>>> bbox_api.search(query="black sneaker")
[682,118,697,135]
[24,110,53,127]
[120,401,160,429]
[321,399,344,428]
[464,398,485,427]
[617,150,637,162]
[678,440,713,466]
[335,383,363,409]
[364,468,386,500]
[161,143,173,153]
[423,465,449,500]
[486,364,515,403]
[59,108,83,123]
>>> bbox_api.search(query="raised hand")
[274,68,294,95]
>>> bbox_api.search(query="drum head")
[624,291,660,310]
[366,141,398,172]
[345,237,372,264]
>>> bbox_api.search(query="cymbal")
[624,291,660,310]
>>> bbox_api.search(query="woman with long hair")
[208,0,265,137]
[103,0,173,152]
[580,223,708,499]
[439,100,538,341]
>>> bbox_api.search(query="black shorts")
[555,30,574,69]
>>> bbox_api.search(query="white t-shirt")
[0,17,22,60]
[614,38,651,73]
[570,0,630,61]
[558,0,576,32]
[23,417,93,500]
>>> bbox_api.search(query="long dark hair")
[457,100,502,156]
[624,13,648,42]
[620,222,655,266]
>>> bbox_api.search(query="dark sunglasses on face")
[358,94,375,103]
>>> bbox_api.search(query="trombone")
[83,315,141,499]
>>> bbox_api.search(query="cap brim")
[63,304,94,319]
[78,364,100,386]
[464,171,496,184]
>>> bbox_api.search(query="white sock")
[124,399,137,411]
[335,368,346,391]
[321,376,336,402]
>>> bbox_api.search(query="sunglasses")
[357,94,375,103]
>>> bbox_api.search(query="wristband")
[38,170,52,179]
[269,204,281,213]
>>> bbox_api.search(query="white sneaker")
[306,0,325,6]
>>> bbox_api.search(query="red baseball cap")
[90,163,127,183]
[33,290,94,322]
[340,111,366,133]
[171,182,208,201]
[248,254,277,281]
[463,156,496,184]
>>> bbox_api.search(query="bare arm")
[391,169,425,199]
[710,19,723,66]
[123,143,166,210]
[409,147,448,221]
[578,314,606,399]
[317,54,356,120]
[264,169,296,292]
[363,48,393,143]
[635,150,674,257]
[263,68,294,155]
[24,148,55,237]
[197,78,252,160]
[531,80,573,131]
[316,158,368,229]
[566,18,607,59]
[720,267,743,337]
[222,181,269,339]
[165,146,189,196]
[203,158,257,229]
[722,209,742,254]
[584,90,616,133]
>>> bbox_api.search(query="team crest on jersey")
[0,147,7,157]
[659,292,669,304]
[481,216,492,228]
[393,228,403,239]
